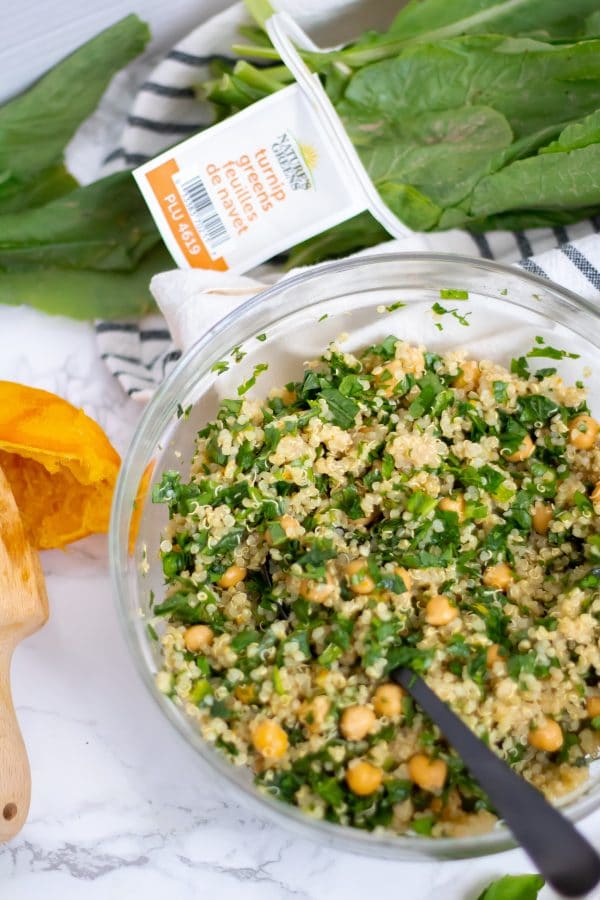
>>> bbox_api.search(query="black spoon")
[392,667,600,897]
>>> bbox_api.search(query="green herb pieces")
[493,381,509,404]
[440,289,469,300]
[238,363,269,396]
[432,302,471,327]
[511,357,530,379]
[516,395,559,426]
[385,300,407,311]
[527,338,581,361]
[177,403,193,420]
[321,388,359,428]
[411,815,436,835]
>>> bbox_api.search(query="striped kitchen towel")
[96,0,600,401]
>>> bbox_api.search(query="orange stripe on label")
[145,159,227,271]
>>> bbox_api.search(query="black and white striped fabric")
[97,0,600,402]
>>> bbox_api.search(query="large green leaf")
[0,15,150,187]
[0,13,159,320]
[467,204,600,231]
[468,143,600,217]
[0,245,172,320]
[200,0,600,263]
[341,35,600,139]
[389,0,599,40]
[378,182,442,231]
[0,164,78,214]
[304,0,599,70]
[0,171,159,272]
[584,10,600,34]
[287,212,388,268]
[476,874,545,900]
[347,105,513,209]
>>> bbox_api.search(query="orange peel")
[0,381,120,549]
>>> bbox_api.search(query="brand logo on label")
[271,133,312,191]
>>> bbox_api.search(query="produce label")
[134,83,366,273]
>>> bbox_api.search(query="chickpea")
[486,644,506,669]
[299,572,335,603]
[234,683,256,704]
[374,358,405,397]
[568,415,598,450]
[184,624,214,653]
[300,695,330,733]
[483,562,514,592]
[345,558,375,595]
[452,360,480,392]
[591,482,600,505]
[532,502,553,535]
[425,594,458,626]
[408,754,448,792]
[586,696,600,718]
[252,719,289,759]
[505,434,535,462]
[279,514,303,540]
[528,718,563,753]
[346,760,383,796]
[270,386,296,406]
[438,494,465,522]
[219,564,247,589]
[373,683,404,718]
[394,566,413,594]
[340,705,376,741]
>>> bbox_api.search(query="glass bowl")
[110,253,600,860]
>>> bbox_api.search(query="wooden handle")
[0,639,30,842]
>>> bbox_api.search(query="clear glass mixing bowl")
[110,253,600,860]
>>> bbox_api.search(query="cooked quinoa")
[151,335,600,838]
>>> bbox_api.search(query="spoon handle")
[392,667,600,897]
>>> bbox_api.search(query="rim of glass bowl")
[110,252,600,861]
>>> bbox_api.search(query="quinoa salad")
[151,334,600,838]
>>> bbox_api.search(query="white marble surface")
[2,2,600,898]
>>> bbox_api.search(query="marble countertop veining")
[1,2,600,897]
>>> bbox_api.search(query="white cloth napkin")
[94,228,600,402]
[149,232,600,362]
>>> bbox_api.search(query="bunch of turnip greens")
[0,15,170,319]
[201,0,600,266]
